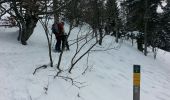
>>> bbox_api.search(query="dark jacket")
[52,22,64,39]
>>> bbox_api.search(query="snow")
[1,21,170,100]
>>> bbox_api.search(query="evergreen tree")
[106,0,120,42]
[123,0,161,54]
[157,0,170,51]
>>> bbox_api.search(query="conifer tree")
[123,0,161,54]
[106,0,120,42]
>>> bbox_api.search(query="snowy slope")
[0,22,170,100]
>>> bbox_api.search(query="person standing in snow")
[52,21,61,52]
[60,22,69,51]
[52,21,69,52]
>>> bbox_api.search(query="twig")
[55,75,87,89]
[33,65,47,75]
[54,69,62,78]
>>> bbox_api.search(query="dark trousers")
[55,36,69,51]
[55,38,61,51]
[62,35,69,50]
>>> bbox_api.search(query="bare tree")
[39,1,53,67]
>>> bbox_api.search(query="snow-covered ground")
[0,22,170,100]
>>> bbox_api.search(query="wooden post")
[133,65,141,100]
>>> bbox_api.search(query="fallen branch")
[33,65,48,75]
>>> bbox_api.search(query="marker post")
[133,65,141,100]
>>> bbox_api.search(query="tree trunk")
[53,0,59,22]
[21,15,38,45]
[115,17,119,43]
[94,28,98,42]
[99,26,103,45]
[115,31,119,43]
[17,22,22,41]
[144,21,148,56]
[137,37,143,52]
[144,0,148,56]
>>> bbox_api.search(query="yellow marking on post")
[133,73,140,86]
